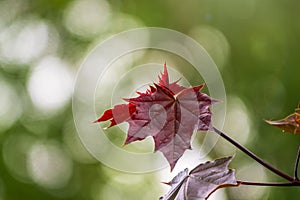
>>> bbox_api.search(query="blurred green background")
[0,0,299,199]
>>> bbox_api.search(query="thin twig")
[238,180,300,187]
[294,146,300,181]
[212,127,294,182]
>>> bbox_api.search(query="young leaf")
[160,168,189,200]
[160,156,239,200]
[95,64,216,170]
[265,102,300,134]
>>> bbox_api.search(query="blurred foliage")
[0,0,300,199]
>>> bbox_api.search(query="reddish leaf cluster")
[265,102,300,134]
[95,64,216,170]
[160,156,238,200]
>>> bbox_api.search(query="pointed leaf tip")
[265,102,300,134]
[94,104,136,127]
[158,63,170,87]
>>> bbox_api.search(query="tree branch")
[238,180,300,187]
[212,127,294,182]
[294,146,300,181]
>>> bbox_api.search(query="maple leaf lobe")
[94,103,136,127]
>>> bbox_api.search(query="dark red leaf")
[265,102,300,134]
[95,64,216,170]
[160,156,239,200]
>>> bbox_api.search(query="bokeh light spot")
[63,120,97,164]
[27,142,73,189]
[230,162,269,200]
[0,0,25,30]
[0,19,50,64]
[27,56,74,113]
[0,78,22,132]
[2,133,36,183]
[215,96,253,155]
[189,25,230,70]
[64,0,111,39]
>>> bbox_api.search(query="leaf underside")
[95,64,216,170]
[160,156,239,200]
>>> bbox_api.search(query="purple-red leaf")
[160,156,239,200]
[160,168,189,200]
[95,64,216,170]
[265,102,300,134]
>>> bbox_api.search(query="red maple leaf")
[94,64,216,170]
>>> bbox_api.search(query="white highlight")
[0,20,49,64]
[64,0,111,38]
[28,56,73,112]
